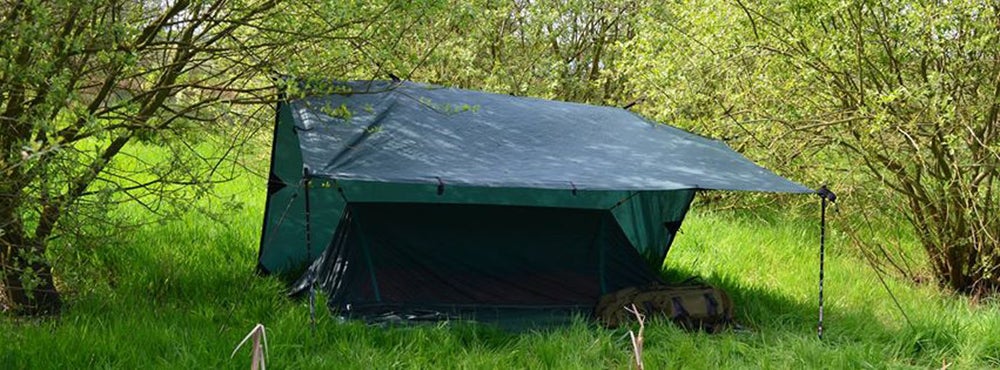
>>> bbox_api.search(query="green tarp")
[258,80,810,325]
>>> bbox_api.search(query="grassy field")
[2,165,1000,369]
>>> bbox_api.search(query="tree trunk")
[0,230,62,316]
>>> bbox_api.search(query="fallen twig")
[232,323,268,370]
[624,304,645,370]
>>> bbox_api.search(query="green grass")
[3,168,1000,368]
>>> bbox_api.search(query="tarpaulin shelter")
[258,80,811,326]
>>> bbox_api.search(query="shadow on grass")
[659,265,974,363]
[661,265,829,333]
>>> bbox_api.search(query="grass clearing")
[3,161,999,368]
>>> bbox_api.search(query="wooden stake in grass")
[232,323,268,370]
[624,304,645,370]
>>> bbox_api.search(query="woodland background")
[2,1,1000,367]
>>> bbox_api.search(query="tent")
[258,80,811,326]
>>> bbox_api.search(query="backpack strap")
[671,296,696,330]
[704,293,719,317]
[642,301,656,315]
[670,297,688,319]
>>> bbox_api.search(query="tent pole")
[816,185,835,340]
[303,168,317,333]
[304,168,313,261]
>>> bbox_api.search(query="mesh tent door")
[302,202,663,326]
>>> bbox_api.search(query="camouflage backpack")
[594,281,733,333]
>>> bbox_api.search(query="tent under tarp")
[258,80,811,326]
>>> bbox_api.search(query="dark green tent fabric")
[301,203,664,326]
[257,80,810,326]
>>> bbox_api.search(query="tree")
[627,0,1000,295]
[363,0,646,106]
[0,0,292,315]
